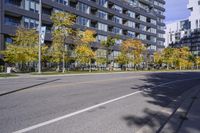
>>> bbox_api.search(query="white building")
[187,0,200,30]
[164,19,190,47]
[165,0,200,47]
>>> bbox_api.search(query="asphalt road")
[0,72,200,133]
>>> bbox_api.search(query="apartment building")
[165,0,200,55]
[0,0,165,54]
[165,19,190,47]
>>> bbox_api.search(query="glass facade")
[1,0,166,52]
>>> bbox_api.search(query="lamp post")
[38,0,42,73]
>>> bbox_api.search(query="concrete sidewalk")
[1,70,200,79]
[178,91,200,133]
[159,84,200,133]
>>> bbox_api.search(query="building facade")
[188,0,200,30]
[165,19,190,47]
[0,0,165,54]
[165,0,200,56]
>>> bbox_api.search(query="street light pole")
[38,0,42,73]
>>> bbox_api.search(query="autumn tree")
[195,56,200,69]
[153,51,163,68]
[116,53,130,70]
[51,12,76,72]
[0,27,40,71]
[95,49,107,70]
[176,47,192,70]
[75,29,96,72]
[75,45,95,72]
[101,36,116,69]
[121,39,145,70]
[162,48,175,69]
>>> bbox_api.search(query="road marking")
[13,78,200,133]
[13,91,142,133]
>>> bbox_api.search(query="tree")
[0,27,39,71]
[75,29,96,72]
[195,56,200,69]
[121,39,145,70]
[95,49,107,70]
[75,45,95,72]
[101,36,116,69]
[51,12,76,72]
[162,48,175,70]
[80,29,96,45]
[154,51,163,68]
[116,53,130,70]
[176,47,192,70]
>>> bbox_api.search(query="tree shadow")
[122,72,200,133]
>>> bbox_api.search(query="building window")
[140,15,147,22]
[5,0,21,6]
[127,11,135,18]
[4,15,21,26]
[76,16,90,27]
[56,0,68,6]
[77,2,90,14]
[23,17,39,28]
[126,21,135,28]
[149,45,157,51]
[127,31,135,38]
[112,5,122,13]
[96,35,107,42]
[97,10,107,20]
[113,27,122,35]
[24,0,39,13]
[113,16,122,24]
[150,28,156,34]
[98,23,108,31]
[98,0,107,7]
[139,34,146,40]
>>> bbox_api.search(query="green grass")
[0,73,17,77]
[31,70,127,75]
[30,69,200,75]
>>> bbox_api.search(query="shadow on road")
[122,72,200,133]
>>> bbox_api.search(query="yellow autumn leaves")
[154,47,198,70]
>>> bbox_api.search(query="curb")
[1,70,200,79]
[136,80,200,133]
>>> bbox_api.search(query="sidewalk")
[1,70,200,79]
[178,91,200,133]
[160,84,200,133]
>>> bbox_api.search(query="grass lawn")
[31,70,127,75]
[0,73,18,77]
[31,69,200,75]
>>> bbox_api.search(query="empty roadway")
[0,72,200,133]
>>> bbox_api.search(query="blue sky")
[165,0,190,23]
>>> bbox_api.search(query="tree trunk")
[56,64,60,72]
[62,52,65,73]
[89,60,92,72]
[106,50,109,70]
[167,64,169,70]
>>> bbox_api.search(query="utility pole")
[38,0,42,73]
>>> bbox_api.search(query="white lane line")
[13,91,142,133]
[13,78,200,133]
